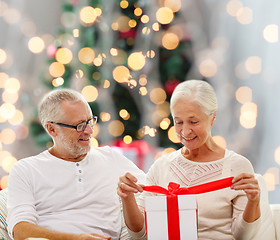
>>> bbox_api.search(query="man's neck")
[48,147,87,162]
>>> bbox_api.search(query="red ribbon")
[143,177,234,240]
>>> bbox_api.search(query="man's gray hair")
[38,88,89,129]
[170,79,218,116]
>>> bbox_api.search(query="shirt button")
[79,178,82,182]
[76,163,79,167]
[79,170,82,173]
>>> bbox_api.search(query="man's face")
[54,100,94,158]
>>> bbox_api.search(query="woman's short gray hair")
[170,79,218,116]
[38,88,89,129]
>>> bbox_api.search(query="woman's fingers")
[231,173,260,201]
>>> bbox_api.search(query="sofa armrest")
[270,204,280,240]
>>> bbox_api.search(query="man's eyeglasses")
[50,116,98,132]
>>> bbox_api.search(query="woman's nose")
[182,126,192,135]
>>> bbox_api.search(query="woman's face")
[172,97,215,151]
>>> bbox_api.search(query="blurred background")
[0,0,279,203]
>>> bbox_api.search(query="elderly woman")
[117,80,261,240]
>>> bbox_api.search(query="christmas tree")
[30,0,193,159]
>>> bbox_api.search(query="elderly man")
[7,89,145,240]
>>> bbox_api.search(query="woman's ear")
[45,122,57,137]
[211,112,216,126]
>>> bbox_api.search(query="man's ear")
[45,122,58,137]
[211,112,216,126]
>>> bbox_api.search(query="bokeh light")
[118,15,131,32]
[55,47,73,64]
[275,146,280,165]
[28,37,45,54]
[0,49,7,64]
[4,8,21,24]
[73,28,79,38]
[108,120,125,137]
[0,128,16,145]
[127,52,146,71]
[0,103,16,119]
[78,47,95,64]
[4,77,20,93]
[119,109,130,120]
[21,20,37,36]
[149,88,167,104]
[263,24,279,43]
[52,77,64,87]
[235,86,252,104]
[120,0,129,9]
[80,6,97,25]
[49,62,65,77]
[129,19,137,28]
[168,126,180,143]
[160,118,171,130]
[142,27,151,35]
[263,168,279,191]
[134,7,142,17]
[0,72,8,88]
[213,135,227,148]
[123,135,132,144]
[2,91,18,104]
[152,23,160,31]
[90,137,99,147]
[162,32,179,50]
[245,56,262,74]
[0,175,9,189]
[103,80,110,88]
[81,85,98,102]
[199,59,218,78]
[2,155,17,173]
[239,102,257,129]
[164,0,182,12]
[156,7,174,25]
[8,110,24,125]
[236,7,253,25]
[100,112,111,122]
[226,0,243,17]
[113,66,131,83]
[139,87,148,96]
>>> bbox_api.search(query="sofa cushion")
[253,174,276,240]
[0,188,12,240]
[270,204,280,239]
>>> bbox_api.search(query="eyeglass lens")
[77,118,95,132]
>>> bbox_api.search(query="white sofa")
[271,204,280,239]
[1,175,279,239]
[255,173,279,239]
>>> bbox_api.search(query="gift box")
[143,177,234,240]
[145,194,197,240]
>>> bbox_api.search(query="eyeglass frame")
[50,116,98,132]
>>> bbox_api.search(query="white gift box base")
[145,195,197,240]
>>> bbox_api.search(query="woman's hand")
[231,173,260,202]
[117,172,143,198]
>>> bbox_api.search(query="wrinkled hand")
[78,233,111,240]
[117,172,143,198]
[231,173,260,202]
